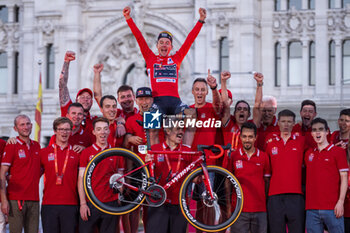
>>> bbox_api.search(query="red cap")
[76,88,93,100]
[219,89,232,100]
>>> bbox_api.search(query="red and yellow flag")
[34,72,42,143]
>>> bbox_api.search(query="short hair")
[192,78,208,89]
[300,99,317,112]
[53,117,73,131]
[234,100,251,114]
[93,117,109,129]
[117,85,134,95]
[278,109,296,121]
[14,115,31,127]
[67,102,84,113]
[241,122,257,136]
[311,117,329,131]
[340,108,350,118]
[262,95,277,108]
[100,95,117,108]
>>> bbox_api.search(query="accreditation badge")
[308,153,314,162]
[138,145,147,155]
[235,160,243,169]
[18,149,26,159]
[56,176,63,185]
[271,147,278,155]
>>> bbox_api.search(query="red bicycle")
[83,144,243,232]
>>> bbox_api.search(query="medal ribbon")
[54,144,70,181]
[164,144,182,177]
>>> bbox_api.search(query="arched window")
[219,37,229,75]
[288,41,302,85]
[46,44,55,89]
[275,42,281,87]
[309,41,315,85]
[329,41,335,85]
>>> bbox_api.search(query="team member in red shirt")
[0,139,5,233]
[331,108,350,149]
[220,71,263,152]
[228,122,271,233]
[265,109,305,233]
[0,115,41,233]
[49,103,94,152]
[292,99,317,149]
[256,96,279,151]
[305,118,348,233]
[146,122,192,233]
[78,117,120,233]
[59,51,96,132]
[40,117,80,233]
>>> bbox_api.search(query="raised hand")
[123,7,131,20]
[199,8,207,21]
[64,51,75,62]
[93,64,104,74]
[221,71,231,82]
[254,72,264,85]
[207,69,217,89]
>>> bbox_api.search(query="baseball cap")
[76,88,93,100]
[136,87,152,98]
[219,89,233,100]
[158,31,173,43]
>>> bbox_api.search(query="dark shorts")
[153,96,188,116]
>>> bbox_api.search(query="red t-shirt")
[80,143,122,203]
[151,143,193,205]
[125,113,148,161]
[227,148,271,212]
[190,102,218,165]
[1,137,41,201]
[257,116,279,151]
[126,18,204,98]
[40,144,80,205]
[344,170,350,217]
[49,127,94,148]
[0,139,5,156]
[330,130,349,147]
[265,134,305,196]
[305,144,349,210]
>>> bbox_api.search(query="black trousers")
[146,204,187,233]
[79,202,119,233]
[41,205,78,233]
[267,194,305,233]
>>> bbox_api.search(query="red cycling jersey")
[126,18,204,98]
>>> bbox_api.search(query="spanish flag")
[34,71,42,143]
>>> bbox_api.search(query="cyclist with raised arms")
[123,6,206,146]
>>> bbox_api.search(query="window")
[46,44,55,89]
[329,0,336,8]
[309,42,315,86]
[275,42,281,87]
[219,37,229,76]
[0,6,8,23]
[288,41,302,85]
[0,52,7,93]
[14,52,19,94]
[275,0,281,11]
[14,5,20,23]
[308,0,315,9]
[343,0,350,7]
[288,0,302,10]
[343,40,350,84]
[329,41,335,85]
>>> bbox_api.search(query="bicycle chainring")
[145,184,167,207]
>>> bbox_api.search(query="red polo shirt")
[344,171,350,217]
[265,134,305,196]
[117,108,138,120]
[330,130,349,147]
[190,102,219,165]
[1,137,41,201]
[80,143,122,203]
[292,123,317,150]
[0,139,5,156]
[108,121,124,148]
[49,127,94,148]
[229,148,271,212]
[257,116,279,151]
[151,143,193,205]
[125,113,148,161]
[40,144,80,205]
[305,144,348,210]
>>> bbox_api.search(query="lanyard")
[54,144,70,179]
[164,145,182,176]
[231,130,240,150]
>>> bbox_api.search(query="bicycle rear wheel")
[179,165,243,232]
[84,148,149,215]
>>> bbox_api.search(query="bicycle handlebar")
[197,143,231,159]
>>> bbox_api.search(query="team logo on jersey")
[18,149,26,159]
[308,153,314,162]
[235,160,243,169]
[158,154,164,162]
[201,113,206,119]
[271,147,278,155]
[143,110,162,129]
[256,163,261,166]
[167,58,174,64]
[48,153,54,161]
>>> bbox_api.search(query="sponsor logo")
[143,110,162,129]
[18,149,26,159]
[48,153,54,161]
[272,147,278,155]
[235,160,243,169]
[308,153,314,162]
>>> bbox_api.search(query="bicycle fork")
[201,163,215,200]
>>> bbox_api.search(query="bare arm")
[206,69,222,115]
[253,72,264,127]
[78,169,90,221]
[220,71,231,126]
[93,64,104,108]
[59,51,75,106]
[0,165,9,215]
[334,171,348,218]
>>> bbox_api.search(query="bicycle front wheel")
[179,165,243,232]
[84,148,150,215]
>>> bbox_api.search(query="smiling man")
[305,118,348,233]
[331,108,350,149]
